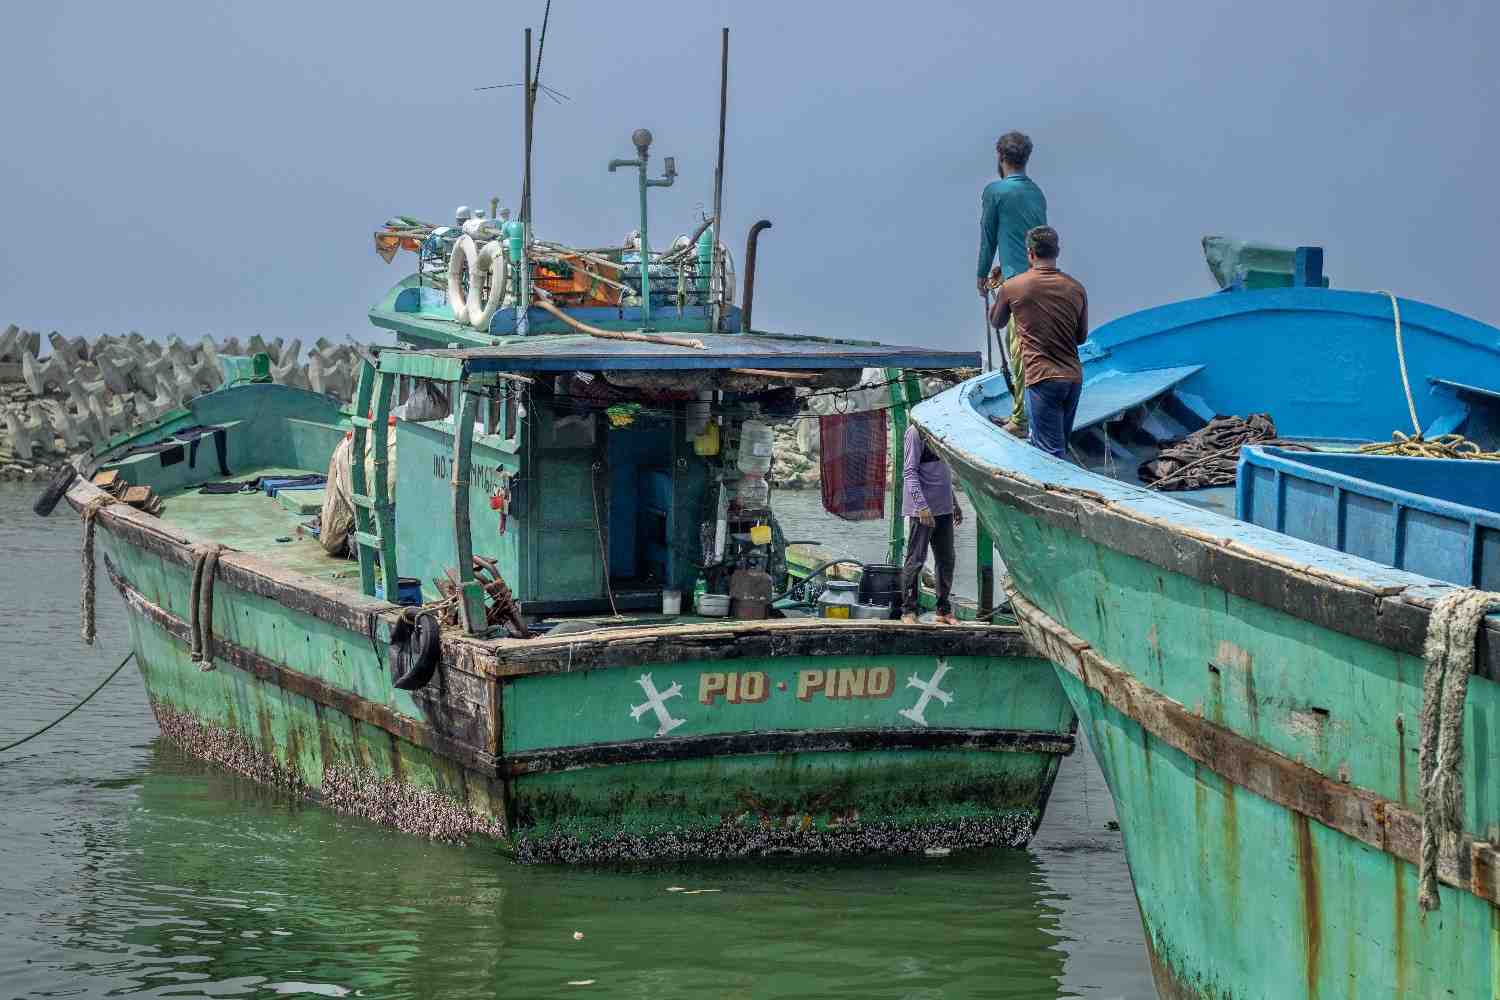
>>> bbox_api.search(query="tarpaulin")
[819,410,887,521]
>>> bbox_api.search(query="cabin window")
[487,392,502,435]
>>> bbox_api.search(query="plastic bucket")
[858,564,903,617]
[662,589,682,615]
[375,576,424,606]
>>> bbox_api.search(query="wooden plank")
[1005,581,1500,908]
[486,619,1034,677]
[370,367,399,599]
[452,385,487,633]
[350,357,378,596]
[500,726,1075,777]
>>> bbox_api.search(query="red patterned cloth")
[819,411,887,521]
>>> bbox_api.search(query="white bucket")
[662,589,682,615]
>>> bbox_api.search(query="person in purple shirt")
[900,423,962,624]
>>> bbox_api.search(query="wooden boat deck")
[157,465,362,590]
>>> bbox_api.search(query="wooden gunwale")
[1004,582,1500,908]
[71,470,1032,681]
[924,436,1500,681]
[501,727,1074,777]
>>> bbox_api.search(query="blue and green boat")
[44,121,1077,862]
[916,241,1500,996]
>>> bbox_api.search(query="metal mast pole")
[711,27,728,332]
[517,28,534,334]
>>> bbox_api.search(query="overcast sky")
[3,1,1496,356]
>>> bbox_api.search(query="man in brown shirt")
[987,226,1088,459]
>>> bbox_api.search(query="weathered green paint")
[377,350,466,382]
[958,476,1500,999]
[503,652,1070,751]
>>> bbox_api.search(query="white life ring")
[469,240,510,331]
[447,234,479,325]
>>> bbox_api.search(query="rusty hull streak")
[1005,582,1500,909]
[1292,813,1323,998]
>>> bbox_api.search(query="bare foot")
[900,613,918,625]
[936,612,960,625]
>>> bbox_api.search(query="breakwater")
[0,325,358,481]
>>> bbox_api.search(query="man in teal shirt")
[976,131,1047,435]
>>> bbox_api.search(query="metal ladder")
[349,356,400,599]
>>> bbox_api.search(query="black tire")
[390,612,441,691]
[33,464,77,517]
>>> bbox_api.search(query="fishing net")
[1139,413,1306,491]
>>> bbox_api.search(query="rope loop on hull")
[1418,587,1497,912]
[189,543,224,671]
[80,495,116,645]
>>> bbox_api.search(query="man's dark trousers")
[1025,379,1083,459]
[902,513,955,616]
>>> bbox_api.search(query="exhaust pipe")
[741,220,772,333]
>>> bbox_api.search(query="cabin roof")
[378,330,979,376]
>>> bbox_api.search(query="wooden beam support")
[452,382,488,633]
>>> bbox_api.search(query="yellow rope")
[1363,290,1500,460]
[1358,431,1500,461]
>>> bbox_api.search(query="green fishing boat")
[40,46,1074,859]
[916,243,1500,996]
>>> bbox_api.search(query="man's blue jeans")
[1025,379,1082,459]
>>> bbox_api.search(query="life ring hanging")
[470,240,509,332]
[447,235,480,325]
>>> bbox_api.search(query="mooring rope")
[1417,587,1496,912]
[1375,290,1422,438]
[0,650,135,753]
[188,543,224,670]
[80,495,117,646]
[1363,290,1500,460]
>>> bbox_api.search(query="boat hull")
[85,481,1076,863]
[941,451,1500,999]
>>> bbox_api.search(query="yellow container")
[693,422,720,457]
[749,523,772,545]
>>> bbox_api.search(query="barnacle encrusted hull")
[92,491,1075,862]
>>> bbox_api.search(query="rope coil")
[1417,587,1496,912]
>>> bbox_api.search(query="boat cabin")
[360,327,975,635]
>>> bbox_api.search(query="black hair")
[995,131,1033,169]
[1026,225,1060,259]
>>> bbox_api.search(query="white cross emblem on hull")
[898,661,954,727]
[629,672,686,737]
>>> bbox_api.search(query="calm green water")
[0,484,1153,998]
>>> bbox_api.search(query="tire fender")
[390,612,441,691]
[33,463,77,517]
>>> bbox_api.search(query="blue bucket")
[375,576,423,606]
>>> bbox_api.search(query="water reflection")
[0,483,1153,999]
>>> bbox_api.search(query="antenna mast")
[711,27,729,332]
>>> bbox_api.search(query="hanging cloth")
[819,410,887,522]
